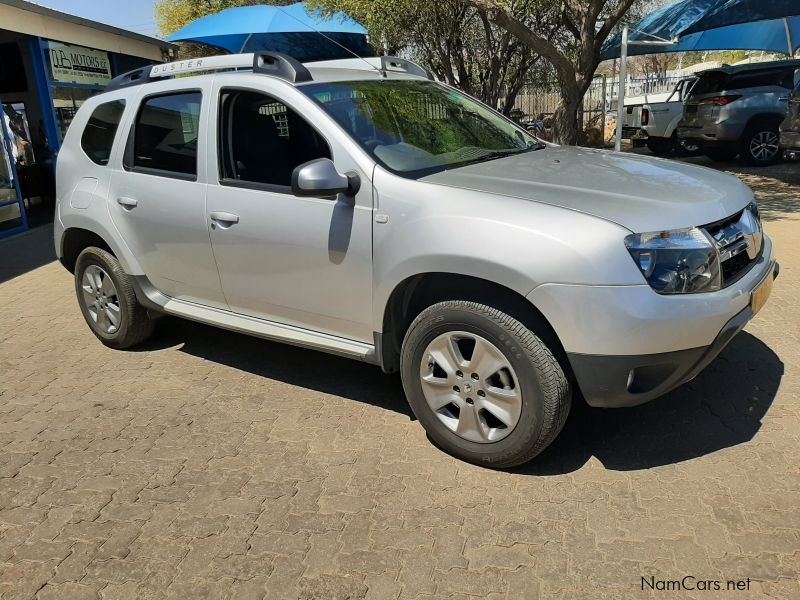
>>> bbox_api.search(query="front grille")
[721,250,751,282]
[703,204,762,286]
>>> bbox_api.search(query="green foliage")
[155,0,296,36]
[308,0,541,112]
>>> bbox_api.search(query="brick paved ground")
[1,156,798,599]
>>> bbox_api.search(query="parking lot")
[0,155,798,599]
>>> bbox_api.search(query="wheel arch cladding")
[377,272,570,380]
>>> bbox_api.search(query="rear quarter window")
[728,69,789,90]
[80,100,126,165]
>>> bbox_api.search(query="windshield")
[301,79,542,177]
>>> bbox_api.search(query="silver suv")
[678,59,800,166]
[55,52,778,467]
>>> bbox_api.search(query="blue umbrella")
[167,2,370,60]
[601,0,800,59]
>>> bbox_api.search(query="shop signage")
[48,43,112,85]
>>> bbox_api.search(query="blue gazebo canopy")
[602,0,800,60]
[167,2,370,60]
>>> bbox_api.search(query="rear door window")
[128,91,201,178]
[81,100,125,165]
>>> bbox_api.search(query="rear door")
[108,81,226,308]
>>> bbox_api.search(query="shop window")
[131,92,201,177]
[81,100,125,165]
[219,90,331,189]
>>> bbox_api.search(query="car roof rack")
[105,52,432,92]
[105,52,313,92]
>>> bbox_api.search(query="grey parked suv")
[678,59,800,166]
[55,52,778,467]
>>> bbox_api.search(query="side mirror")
[291,158,361,198]
[794,68,800,88]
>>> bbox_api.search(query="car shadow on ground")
[146,319,782,474]
[142,317,414,419]
[518,331,783,475]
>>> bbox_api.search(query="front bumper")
[779,130,800,150]
[527,234,777,408]
[567,261,778,408]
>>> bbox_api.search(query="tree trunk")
[552,86,582,145]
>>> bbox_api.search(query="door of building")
[0,98,28,238]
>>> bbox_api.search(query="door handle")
[779,97,789,102]
[209,211,240,227]
[117,196,138,209]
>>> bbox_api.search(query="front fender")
[371,168,642,332]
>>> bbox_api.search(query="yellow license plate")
[751,266,775,316]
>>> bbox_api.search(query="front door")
[107,84,225,307]
[205,79,374,342]
[0,99,28,237]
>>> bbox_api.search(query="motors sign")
[48,43,111,85]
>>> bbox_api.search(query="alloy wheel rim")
[81,265,121,335]
[749,131,779,161]
[419,331,522,443]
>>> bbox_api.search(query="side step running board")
[133,276,376,363]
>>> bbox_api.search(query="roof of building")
[0,0,173,49]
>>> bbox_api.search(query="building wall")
[0,3,167,62]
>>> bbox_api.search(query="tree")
[309,0,543,114]
[467,0,639,144]
[155,0,295,36]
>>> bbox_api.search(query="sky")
[37,0,160,38]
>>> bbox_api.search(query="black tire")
[741,122,783,166]
[74,247,154,349]
[704,147,738,162]
[400,301,570,468]
[675,137,701,157]
[646,136,675,156]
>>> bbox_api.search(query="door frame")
[0,97,29,239]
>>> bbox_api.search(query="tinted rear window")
[690,71,730,95]
[81,100,125,165]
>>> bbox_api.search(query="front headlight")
[624,227,721,294]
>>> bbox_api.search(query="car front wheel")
[400,301,571,468]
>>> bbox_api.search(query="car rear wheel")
[400,301,570,468]
[704,147,738,162]
[74,247,155,349]
[741,124,782,166]
[646,136,675,156]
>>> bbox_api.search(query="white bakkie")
[54,52,778,467]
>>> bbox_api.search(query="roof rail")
[380,56,432,80]
[105,52,312,92]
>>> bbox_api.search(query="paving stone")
[1,161,799,598]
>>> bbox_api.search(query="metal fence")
[513,74,685,129]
